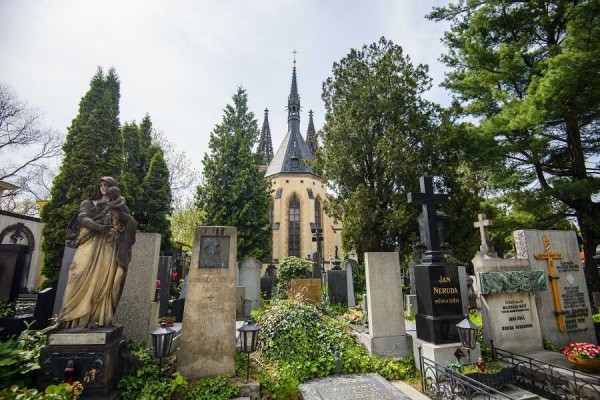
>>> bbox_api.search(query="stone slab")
[343,259,357,307]
[357,331,412,359]
[238,258,261,310]
[53,246,76,317]
[157,256,173,318]
[49,325,124,345]
[290,278,321,304]
[327,270,348,306]
[412,336,481,374]
[300,373,411,400]
[178,226,236,379]
[479,270,546,295]
[114,232,161,346]
[514,229,596,347]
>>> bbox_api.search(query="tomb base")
[412,336,481,374]
[415,314,463,344]
[38,325,124,400]
[357,332,412,358]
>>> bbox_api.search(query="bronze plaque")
[198,236,230,269]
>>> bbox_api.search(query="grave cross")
[407,176,448,255]
[473,214,494,253]
[534,236,565,332]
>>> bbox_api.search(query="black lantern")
[456,317,478,364]
[237,317,260,382]
[151,322,175,362]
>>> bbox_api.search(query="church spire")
[306,109,316,155]
[257,108,274,165]
[287,53,301,120]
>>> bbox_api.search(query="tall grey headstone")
[115,232,161,345]
[343,259,357,307]
[178,226,236,379]
[157,256,172,318]
[514,230,597,347]
[358,252,410,357]
[238,258,262,310]
[52,246,76,317]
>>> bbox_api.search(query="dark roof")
[257,108,274,165]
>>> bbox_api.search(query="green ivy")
[0,326,46,387]
[276,257,312,298]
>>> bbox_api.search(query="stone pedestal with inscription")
[177,226,237,379]
[515,230,597,347]
[300,373,411,400]
[38,326,124,400]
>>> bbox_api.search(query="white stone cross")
[473,213,494,253]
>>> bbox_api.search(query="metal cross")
[407,176,449,255]
[292,49,298,64]
[473,214,494,253]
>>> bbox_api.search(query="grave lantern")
[237,317,260,382]
[456,317,478,364]
[150,322,175,362]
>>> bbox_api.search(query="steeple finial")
[287,53,300,120]
[306,109,316,155]
[257,108,274,165]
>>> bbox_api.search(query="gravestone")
[236,286,246,319]
[407,177,464,344]
[290,279,321,304]
[178,226,237,379]
[266,264,278,298]
[309,251,321,279]
[52,246,76,317]
[514,229,597,347]
[114,232,161,346]
[299,373,411,400]
[0,244,31,302]
[343,259,356,307]
[260,272,273,300]
[0,287,56,339]
[358,252,410,357]
[157,256,173,318]
[238,258,261,310]
[471,215,545,353]
[327,270,347,306]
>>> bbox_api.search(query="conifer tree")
[196,87,271,261]
[138,148,174,254]
[40,67,122,287]
[120,121,141,212]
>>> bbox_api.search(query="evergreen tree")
[428,0,600,286]
[120,121,141,212]
[139,148,174,255]
[196,87,271,261]
[40,67,122,287]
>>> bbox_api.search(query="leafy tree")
[138,148,174,255]
[169,199,205,247]
[0,83,62,215]
[196,87,271,261]
[120,121,142,212]
[40,67,122,287]
[318,37,483,262]
[428,0,600,286]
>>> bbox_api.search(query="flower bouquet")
[561,342,600,373]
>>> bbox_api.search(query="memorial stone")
[299,373,411,400]
[260,272,273,300]
[343,259,356,307]
[514,229,597,347]
[0,244,31,302]
[309,251,321,279]
[236,286,246,319]
[157,256,173,318]
[359,252,410,357]
[238,258,262,310]
[327,270,347,306]
[178,226,236,379]
[52,246,76,317]
[290,278,321,304]
[115,232,161,345]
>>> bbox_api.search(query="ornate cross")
[407,176,448,255]
[473,214,494,253]
[292,49,298,65]
[534,236,565,332]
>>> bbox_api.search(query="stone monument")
[178,226,237,379]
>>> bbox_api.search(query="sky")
[0,0,452,175]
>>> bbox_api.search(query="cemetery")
[2,2,600,400]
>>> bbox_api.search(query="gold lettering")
[433,287,459,294]
[438,276,451,283]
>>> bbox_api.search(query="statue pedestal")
[38,325,124,400]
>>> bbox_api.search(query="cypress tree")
[196,87,271,261]
[40,67,122,287]
[139,148,173,254]
[120,121,141,213]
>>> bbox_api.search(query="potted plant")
[449,359,515,390]
[159,316,176,327]
[562,342,600,373]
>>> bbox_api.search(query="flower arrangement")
[562,342,600,361]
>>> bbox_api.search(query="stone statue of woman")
[59,177,137,329]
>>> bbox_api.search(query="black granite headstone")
[327,270,348,306]
[172,298,185,323]
[260,275,273,300]
[32,287,56,329]
[408,176,465,344]
[0,244,31,302]
[157,256,172,318]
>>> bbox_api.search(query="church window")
[288,194,300,257]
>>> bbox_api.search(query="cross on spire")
[293,49,297,65]
[474,213,494,254]
[407,176,448,261]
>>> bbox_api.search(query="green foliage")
[41,67,123,287]
[543,338,561,353]
[185,375,239,400]
[276,256,311,297]
[428,0,600,286]
[169,199,205,247]
[318,37,483,263]
[0,301,15,318]
[0,383,81,399]
[196,87,271,261]
[257,299,416,398]
[352,263,366,296]
[593,313,600,323]
[0,326,46,387]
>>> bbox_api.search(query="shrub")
[276,257,311,297]
[0,326,46,387]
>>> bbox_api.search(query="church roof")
[257,108,274,165]
[265,62,315,177]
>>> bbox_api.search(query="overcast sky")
[0,0,452,174]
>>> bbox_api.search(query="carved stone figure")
[59,177,137,329]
